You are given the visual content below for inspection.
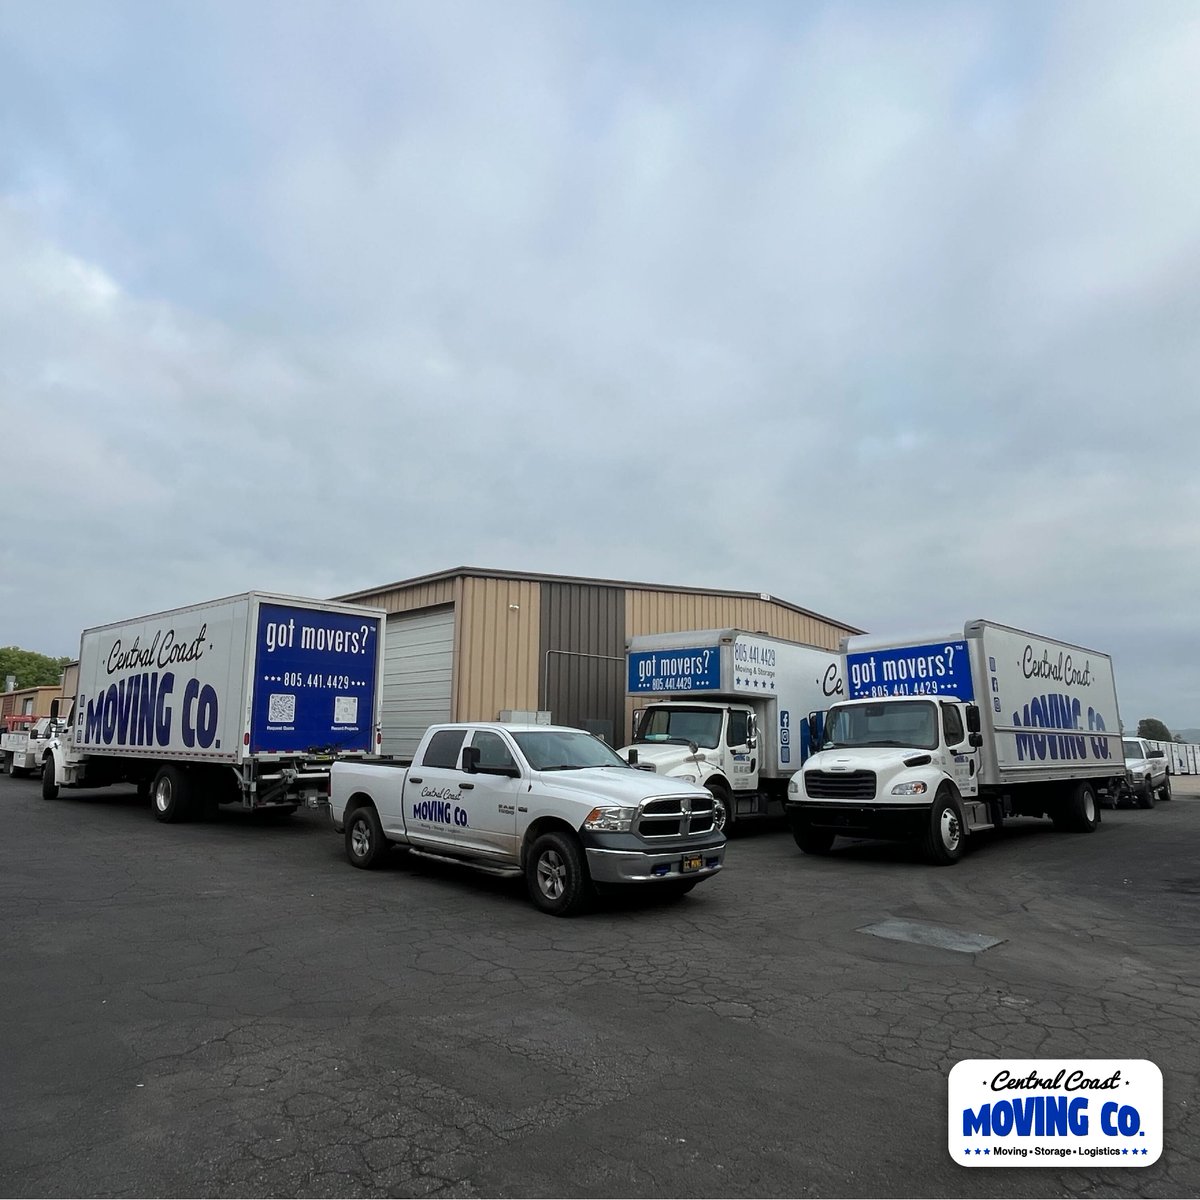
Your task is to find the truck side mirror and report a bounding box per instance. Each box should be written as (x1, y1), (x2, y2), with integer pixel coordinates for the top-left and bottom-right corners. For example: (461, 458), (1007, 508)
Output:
(747, 715), (758, 749)
(627, 748), (639, 766)
(1148, 749), (1164, 759)
(461, 745), (480, 774)
(969, 732), (983, 748)
(965, 705), (982, 735)
(807, 711), (820, 744)
(50, 699), (60, 720)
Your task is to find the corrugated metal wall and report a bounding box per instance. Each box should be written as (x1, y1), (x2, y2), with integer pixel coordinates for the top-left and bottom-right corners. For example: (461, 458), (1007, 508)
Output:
(625, 589), (854, 649)
(539, 580), (625, 744)
(339, 569), (857, 751)
(455, 577), (541, 721)
(352, 578), (456, 614)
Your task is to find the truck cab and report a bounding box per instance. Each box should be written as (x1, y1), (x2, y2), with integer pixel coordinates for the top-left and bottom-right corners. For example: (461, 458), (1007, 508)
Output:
(788, 695), (987, 861)
(620, 701), (759, 830)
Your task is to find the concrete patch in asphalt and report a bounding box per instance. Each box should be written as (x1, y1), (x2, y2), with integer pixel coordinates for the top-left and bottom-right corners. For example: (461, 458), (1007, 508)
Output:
(858, 918), (1005, 953)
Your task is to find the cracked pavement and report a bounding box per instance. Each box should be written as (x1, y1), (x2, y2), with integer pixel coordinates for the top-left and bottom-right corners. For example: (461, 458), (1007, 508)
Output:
(1, 772), (1197, 1198)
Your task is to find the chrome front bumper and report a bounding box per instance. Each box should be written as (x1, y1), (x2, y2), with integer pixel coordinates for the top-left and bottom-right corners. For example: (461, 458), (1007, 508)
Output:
(585, 844), (725, 884)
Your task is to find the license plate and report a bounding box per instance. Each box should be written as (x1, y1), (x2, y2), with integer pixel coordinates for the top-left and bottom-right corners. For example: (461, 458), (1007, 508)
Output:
(680, 854), (703, 873)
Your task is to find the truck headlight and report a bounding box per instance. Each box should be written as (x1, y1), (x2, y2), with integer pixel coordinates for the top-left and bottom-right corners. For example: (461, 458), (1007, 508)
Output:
(891, 781), (928, 796)
(788, 778), (799, 795)
(583, 806), (635, 832)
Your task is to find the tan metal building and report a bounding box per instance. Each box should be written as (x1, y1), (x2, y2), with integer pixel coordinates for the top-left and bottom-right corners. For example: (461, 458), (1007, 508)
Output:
(336, 567), (861, 757)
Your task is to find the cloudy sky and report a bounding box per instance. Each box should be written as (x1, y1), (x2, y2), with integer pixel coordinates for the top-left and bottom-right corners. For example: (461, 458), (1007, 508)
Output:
(1, 1), (1197, 729)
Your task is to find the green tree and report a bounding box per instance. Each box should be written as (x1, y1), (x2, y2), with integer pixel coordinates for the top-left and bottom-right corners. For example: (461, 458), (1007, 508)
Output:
(1136, 717), (1172, 743)
(0, 647), (71, 690)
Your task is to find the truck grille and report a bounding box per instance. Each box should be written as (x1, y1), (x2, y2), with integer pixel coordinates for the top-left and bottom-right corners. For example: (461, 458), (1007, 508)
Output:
(634, 795), (716, 837)
(804, 770), (877, 801)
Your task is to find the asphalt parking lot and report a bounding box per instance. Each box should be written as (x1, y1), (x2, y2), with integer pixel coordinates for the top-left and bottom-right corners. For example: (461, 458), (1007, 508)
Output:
(1, 771), (1197, 1199)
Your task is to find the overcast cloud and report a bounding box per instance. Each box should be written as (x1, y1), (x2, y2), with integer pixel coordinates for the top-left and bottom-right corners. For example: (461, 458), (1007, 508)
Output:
(1, 1), (1198, 729)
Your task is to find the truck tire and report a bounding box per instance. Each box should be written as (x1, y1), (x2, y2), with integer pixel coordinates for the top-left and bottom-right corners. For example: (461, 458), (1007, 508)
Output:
(526, 830), (590, 917)
(708, 779), (733, 834)
(792, 824), (835, 855)
(345, 806), (389, 869)
(41, 757), (59, 800)
(922, 789), (964, 865)
(1058, 781), (1101, 832)
(1158, 774), (1172, 802)
(1137, 780), (1155, 809)
(151, 765), (192, 823)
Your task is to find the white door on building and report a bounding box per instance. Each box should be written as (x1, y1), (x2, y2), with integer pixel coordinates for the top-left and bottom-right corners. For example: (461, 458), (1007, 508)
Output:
(382, 607), (455, 758)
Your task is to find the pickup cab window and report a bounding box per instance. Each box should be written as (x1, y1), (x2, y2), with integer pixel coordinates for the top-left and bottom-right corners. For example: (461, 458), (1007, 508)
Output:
(421, 728), (467, 769)
(1122, 739), (1144, 759)
(470, 730), (519, 774)
(511, 730), (629, 771)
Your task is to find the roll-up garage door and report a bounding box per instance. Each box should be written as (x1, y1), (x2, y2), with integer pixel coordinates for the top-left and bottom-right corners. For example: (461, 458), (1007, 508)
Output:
(382, 607), (455, 758)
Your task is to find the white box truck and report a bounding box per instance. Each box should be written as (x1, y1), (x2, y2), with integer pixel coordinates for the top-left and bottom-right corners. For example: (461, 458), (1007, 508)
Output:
(42, 592), (386, 822)
(618, 628), (843, 831)
(785, 620), (1126, 863)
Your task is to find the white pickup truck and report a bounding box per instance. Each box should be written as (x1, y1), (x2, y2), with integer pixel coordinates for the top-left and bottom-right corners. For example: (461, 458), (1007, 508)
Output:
(329, 722), (726, 916)
(1, 716), (68, 777)
(1122, 737), (1171, 807)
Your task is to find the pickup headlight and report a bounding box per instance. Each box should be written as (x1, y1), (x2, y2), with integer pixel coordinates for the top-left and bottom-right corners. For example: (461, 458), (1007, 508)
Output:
(674, 773), (698, 784)
(583, 806), (635, 832)
(891, 781), (928, 796)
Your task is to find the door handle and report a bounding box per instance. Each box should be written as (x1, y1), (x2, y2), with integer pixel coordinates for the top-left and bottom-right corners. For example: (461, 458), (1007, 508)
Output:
(409, 776), (422, 784)
(460, 782), (474, 790)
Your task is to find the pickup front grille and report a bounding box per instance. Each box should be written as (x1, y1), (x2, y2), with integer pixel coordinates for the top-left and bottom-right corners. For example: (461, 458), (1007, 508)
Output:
(634, 795), (716, 837)
(804, 770), (877, 801)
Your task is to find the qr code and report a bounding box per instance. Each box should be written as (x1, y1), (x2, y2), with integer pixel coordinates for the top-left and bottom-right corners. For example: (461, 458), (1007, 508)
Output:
(268, 693), (297, 723)
(334, 696), (359, 724)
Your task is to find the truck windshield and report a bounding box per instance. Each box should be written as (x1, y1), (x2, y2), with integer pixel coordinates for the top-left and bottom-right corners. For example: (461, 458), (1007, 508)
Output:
(1122, 739), (1144, 759)
(634, 707), (722, 749)
(511, 730), (629, 771)
(822, 700), (939, 751)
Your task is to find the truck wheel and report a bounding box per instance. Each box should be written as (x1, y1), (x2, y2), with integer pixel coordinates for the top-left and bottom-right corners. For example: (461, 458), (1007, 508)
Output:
(792, 825), (835, 855)
(1063, 781), (1101, 832)
(41, 758), (59, 800)
(526, 831), (590, 917)
(922, 789), (964, 865)
(708, 779), (733, 834)
(345, 806), (389, 868)
(1158, 775), (1172, 801)
(1137, 781), (1155, 809)
(152, 766), (192, 823)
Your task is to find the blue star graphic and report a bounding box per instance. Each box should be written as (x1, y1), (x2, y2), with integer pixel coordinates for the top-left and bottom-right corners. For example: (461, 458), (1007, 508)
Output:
(983, 1148), (990, 1155)
(1122, 1149), (1128, 1155)
(975, 1148), (982, 1155)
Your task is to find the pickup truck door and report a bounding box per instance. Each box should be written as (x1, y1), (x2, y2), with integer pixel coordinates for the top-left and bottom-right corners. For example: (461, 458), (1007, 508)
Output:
(404, 728), (517, 858)
(460, 729), (522, 858)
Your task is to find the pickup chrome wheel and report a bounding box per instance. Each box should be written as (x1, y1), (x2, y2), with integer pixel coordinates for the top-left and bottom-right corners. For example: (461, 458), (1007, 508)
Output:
(1158, 774), (1172, 801)
(346, 806), (388, 869)
(1137, 780), (1155, 809)
(526, 830), (590, 917)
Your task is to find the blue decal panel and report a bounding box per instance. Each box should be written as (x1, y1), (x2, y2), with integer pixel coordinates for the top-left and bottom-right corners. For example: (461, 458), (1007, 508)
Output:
(628, 646), (721, 693)
(250, 604), (381, 754)
(846, 640), (973, 701)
